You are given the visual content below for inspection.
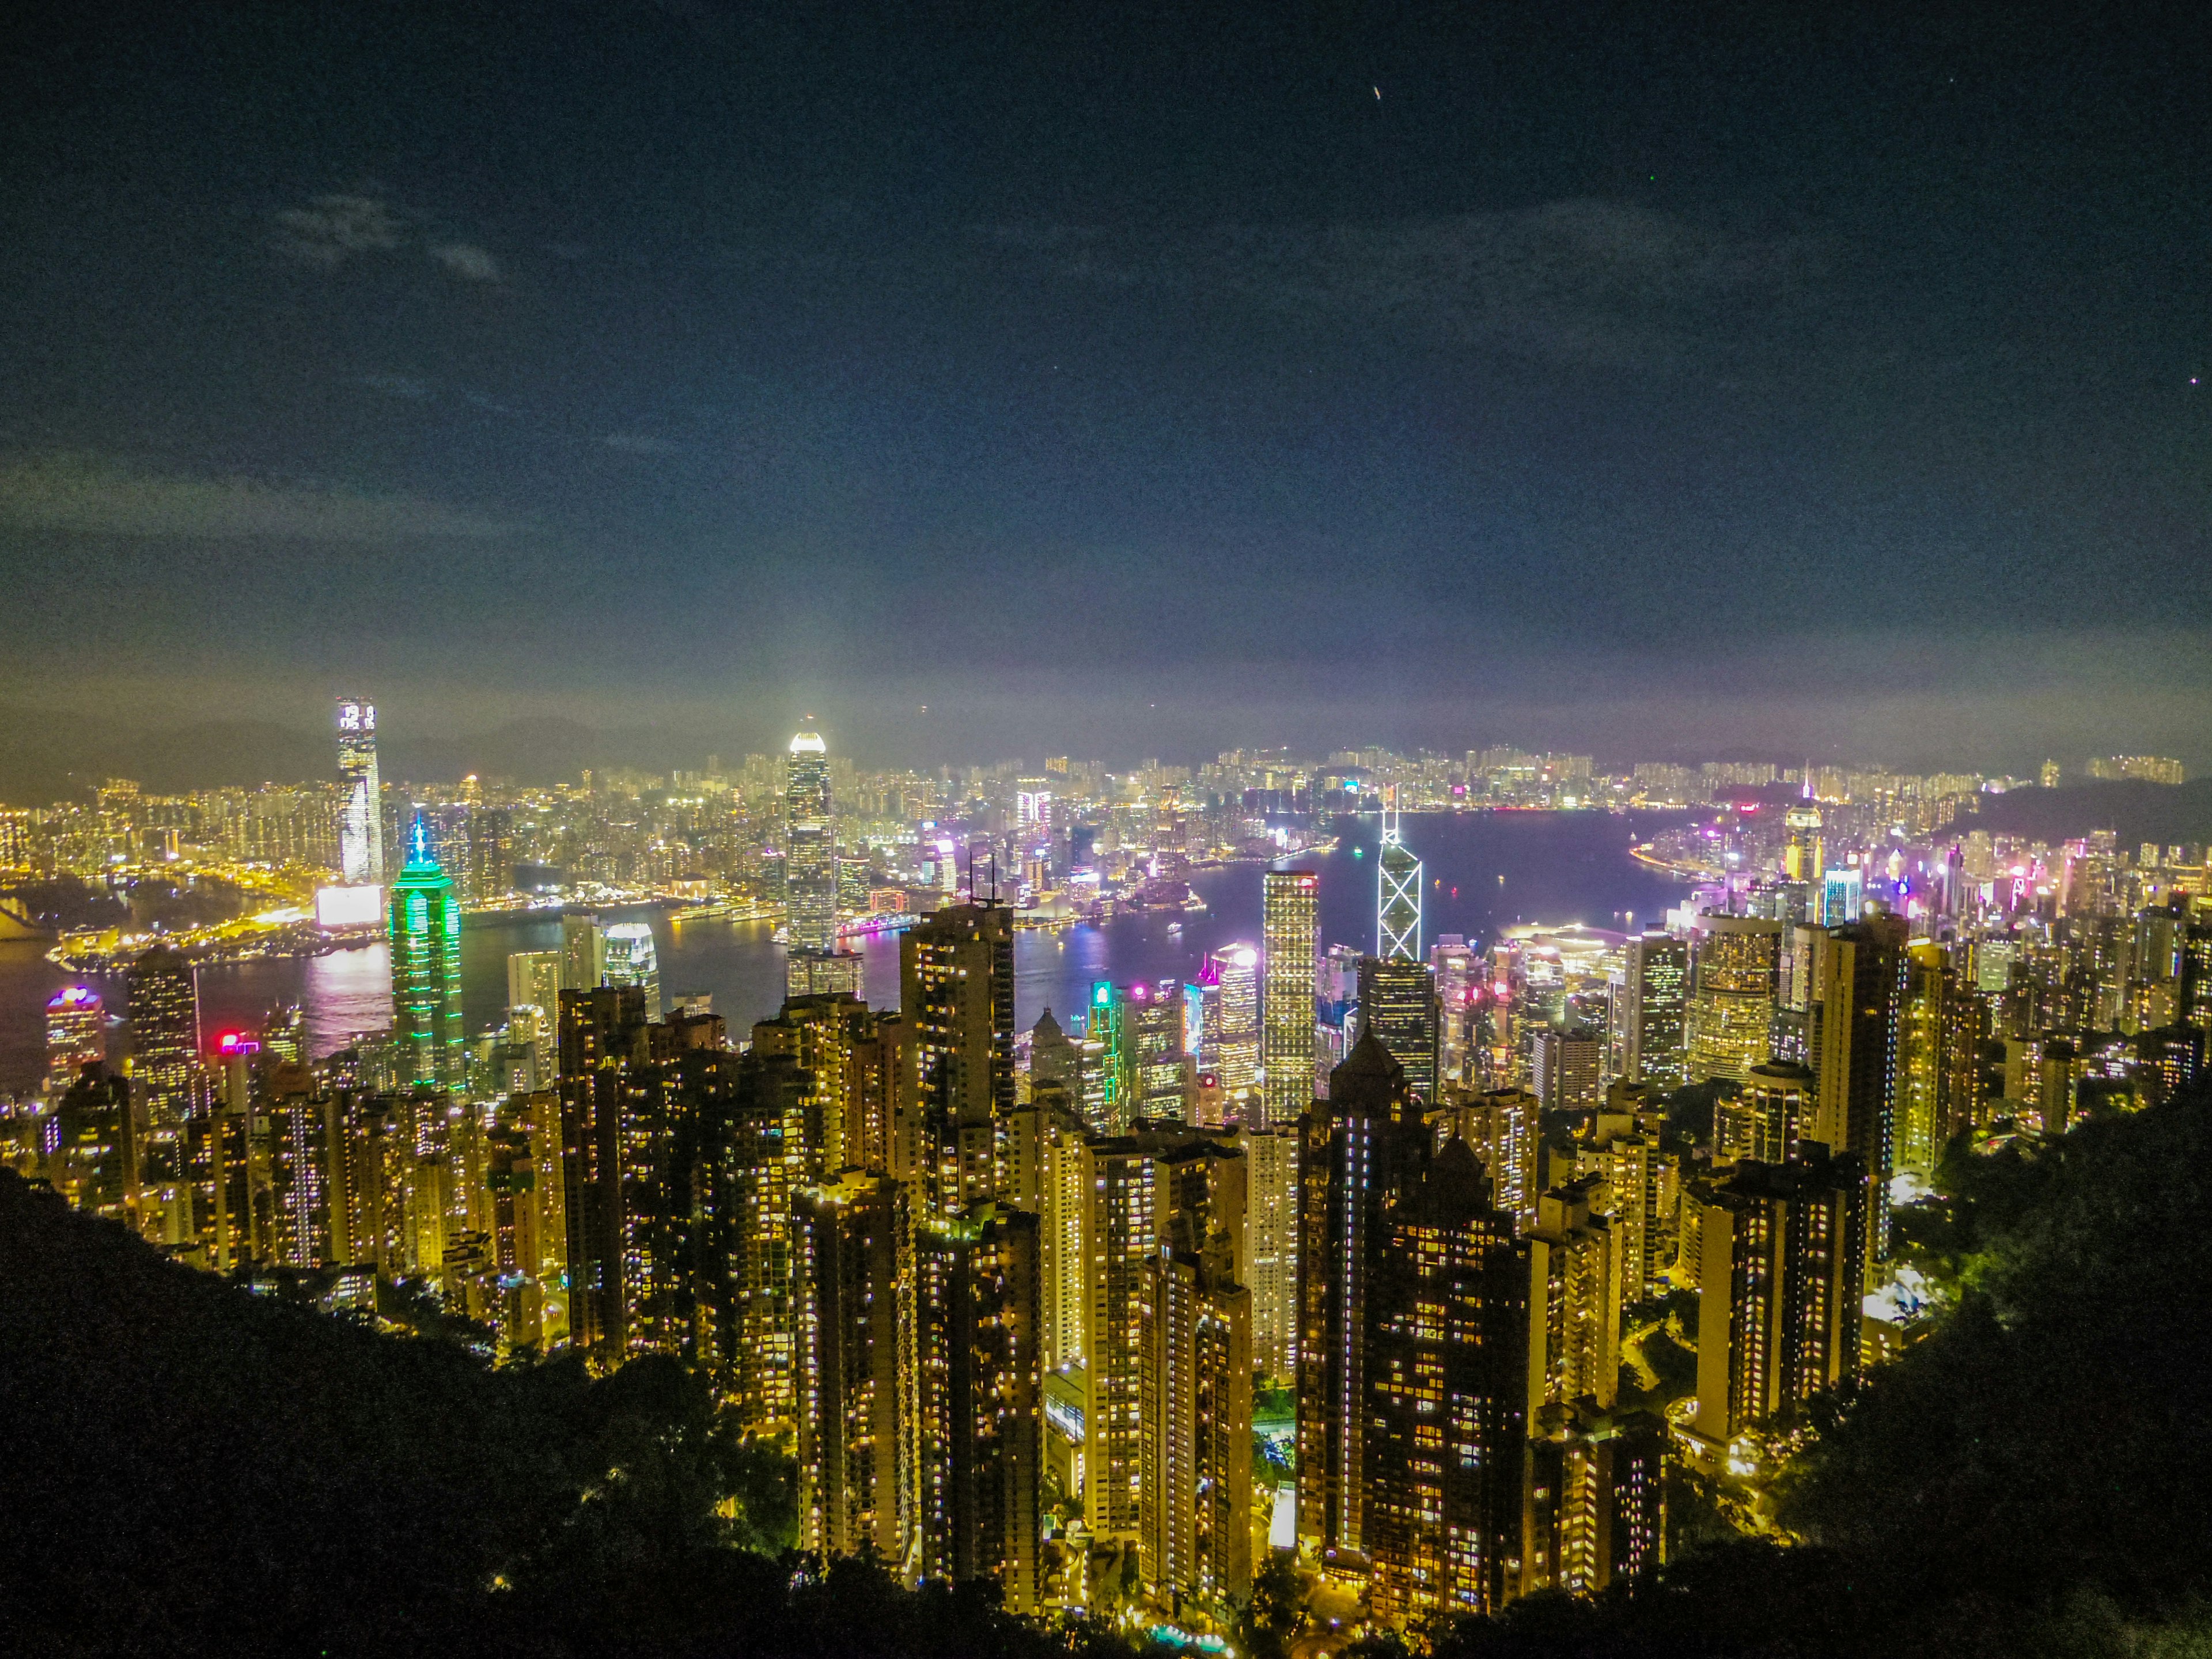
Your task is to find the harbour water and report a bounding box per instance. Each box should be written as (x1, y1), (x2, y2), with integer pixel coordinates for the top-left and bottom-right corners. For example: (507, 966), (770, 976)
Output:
(0, 810), (1689, 1091)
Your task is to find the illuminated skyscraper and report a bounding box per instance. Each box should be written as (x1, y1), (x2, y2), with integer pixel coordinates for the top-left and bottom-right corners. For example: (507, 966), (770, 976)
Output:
(388, 817), (465, 1090)
(335, 695), (384, 885)
(562, 912), (606, 993)
(45, 985), (105, 1094)
(603, 920), (662, 1021)
(125, 943), (200, 1120)
(1141, 1221), (1253, 1611)
(1808, 912), (1908, 1269)
(1207, 944), (1260, 1102)
(1261, 869), (1319, 1127)
(1358, 955), (1438, 1103)
(1687, 916), (1782, 1085)
(1620, 932), (1689, 1090)
(1377, 790), (1421, 961)
(785, 731), (838, 953)
(900, 900), (1015, 1203)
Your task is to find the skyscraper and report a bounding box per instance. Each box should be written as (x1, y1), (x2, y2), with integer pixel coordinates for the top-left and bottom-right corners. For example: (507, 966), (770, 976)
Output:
(900, 899), (1016, 1203)
(1808, 912), (1909, 1270)
(1377, 790), (1421, 961)
(1357, 955), (1438, 1103)
(335, 695), (384, 886)
(1262, 869), (1319, 1127)
(785, 730), (838, 953)
(1207, 944), (1260, 1103)
(388, 817), (465, 1091)
(562, 913), (606, 994)
(1244, 1125), (1300, 1381)
(45, 985), (104, 1094)
(1620, 931), (1689, 1090)
(603, 921), (662, 1021)
(125, 943), (200, 1120)
(1141, 1220), (1253, 1612)
(1687, 916), (1782, 1085)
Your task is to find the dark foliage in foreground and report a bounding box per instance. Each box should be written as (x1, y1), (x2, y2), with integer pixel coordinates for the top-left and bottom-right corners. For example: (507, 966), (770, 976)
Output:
(0, 1171), (1115, 1658)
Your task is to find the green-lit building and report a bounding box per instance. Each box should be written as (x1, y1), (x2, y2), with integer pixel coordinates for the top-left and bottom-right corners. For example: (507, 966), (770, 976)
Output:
(389, 816), (465, 1090)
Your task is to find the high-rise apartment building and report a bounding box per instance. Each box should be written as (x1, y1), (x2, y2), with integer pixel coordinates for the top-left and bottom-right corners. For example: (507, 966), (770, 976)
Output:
(785, 731), (838, 953)
(1363, 1136), (1527, 1624)
(900, 900), (1015, 1206)
(1531, 1026), (1603, 1112)
(389, 819), (465, 1091)
(1244, 1125), (1300, 1381)
(1525, 1174), (1623, 1416)
(1689, 1145), (1868, 1450)
(336, 695), (384, 885)
(1721, 1061), (1812, 1165)
(793, 1171), (902, 1563)
(1141, 1221), (1253, 1612)
(1261, 869), (1319, 1127)
(1687, 916), (1782, 1084)
(1808, 912), (1908, 1268)
(561, 913), (606, 995)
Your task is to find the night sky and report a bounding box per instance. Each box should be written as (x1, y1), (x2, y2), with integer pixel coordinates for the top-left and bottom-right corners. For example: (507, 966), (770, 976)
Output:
(2, 2), (2207, 775)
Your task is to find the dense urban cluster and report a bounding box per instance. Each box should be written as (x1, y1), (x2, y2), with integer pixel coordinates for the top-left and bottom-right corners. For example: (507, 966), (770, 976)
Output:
(2, 699), (2207, 1650)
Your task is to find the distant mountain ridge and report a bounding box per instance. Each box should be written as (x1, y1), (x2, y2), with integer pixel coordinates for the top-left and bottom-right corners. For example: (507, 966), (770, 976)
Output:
(0, 706), (744, 800)
(1936, 778), (2212, 849)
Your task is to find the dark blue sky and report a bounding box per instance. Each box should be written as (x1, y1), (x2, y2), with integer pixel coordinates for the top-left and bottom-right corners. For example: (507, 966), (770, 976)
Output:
(1, 1), (2207, 774)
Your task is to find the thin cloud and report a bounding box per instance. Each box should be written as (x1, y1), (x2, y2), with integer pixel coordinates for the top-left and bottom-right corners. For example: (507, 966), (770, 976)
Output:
(988, 198), (1822, 370)
(272, 194), (406, 267)
(428, 241), (502, 282)
(0, 453), (513, 542)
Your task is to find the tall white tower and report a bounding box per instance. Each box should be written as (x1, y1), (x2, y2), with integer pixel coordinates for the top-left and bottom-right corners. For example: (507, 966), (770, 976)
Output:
(1377, 785), (1421, 961)
(336, 696), (384, 885)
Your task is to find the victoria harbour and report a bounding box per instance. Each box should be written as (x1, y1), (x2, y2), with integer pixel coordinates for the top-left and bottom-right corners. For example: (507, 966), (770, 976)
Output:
(0, 810), (1687, 1090)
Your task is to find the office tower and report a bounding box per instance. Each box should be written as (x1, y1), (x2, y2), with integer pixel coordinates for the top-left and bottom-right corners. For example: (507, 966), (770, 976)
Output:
(1687, 916), (1782, 1084)
(1620, 932), (1689, 1090)
(1141, 1219), (1253, 1612)
(1431, 936), (1479, 1085)
(389, 819), (465, 1091)
(1438, 1086), (1539, 1233)
(1358, 955), (1438, 1103)
(1115, 980), (1187, 1123)
(1522, 1407), (1666, 1597)
(1080, 1132), (1162, 1541)
(1365, 1137), (1527, 1625)
(1207, 944), (1261, 1102)
(1031, 1006), (1081, 1101)
(900, 1202), (1044, 1613)
(1721, 1062), (1812, 1165)
(793, 1171), (902, 1562)
(126, 943), (201, 1120)
(900, 900), (1015, 1205)
(1808, 913), (1908, 1267)
(1262, 869), (1320, 1127)
(1783, 806), (1824, 884)
(1245, 1126), (1300, 1380)
(509, 949), (561, 1020)
(1689, 1145), (1868, 1450)
(45, 986), (104, 1094)
(603, 920), (662, 1021)
(1297, 1032), (1433, 1565)
(561, 913), (607, 994)
(1377, 793), (1421, 961)
(785, 730), (838, 953)
(1531, 1027), (1602, 1112)
(1897, 941), (1946, 1173)
(1525, 1174), (1623, 1415)
(336, 695), (384, 885)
